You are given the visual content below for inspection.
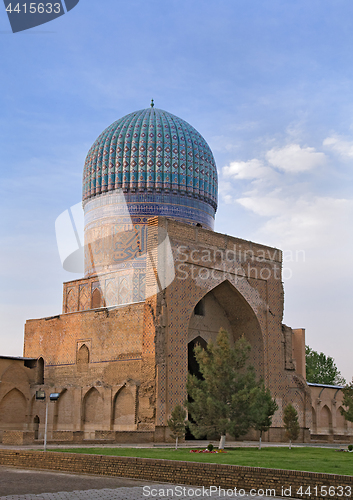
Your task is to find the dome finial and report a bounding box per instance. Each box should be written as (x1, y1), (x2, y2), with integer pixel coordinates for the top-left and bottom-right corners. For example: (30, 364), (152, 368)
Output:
(150, 99), (154, 108)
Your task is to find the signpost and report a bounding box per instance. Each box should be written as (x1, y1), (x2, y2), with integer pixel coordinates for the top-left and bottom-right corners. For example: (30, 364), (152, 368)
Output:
(35, 391), (60, 451)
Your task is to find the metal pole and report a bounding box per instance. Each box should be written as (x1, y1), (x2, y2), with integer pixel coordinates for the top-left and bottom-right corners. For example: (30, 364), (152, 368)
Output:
(44, 400), (49, 452)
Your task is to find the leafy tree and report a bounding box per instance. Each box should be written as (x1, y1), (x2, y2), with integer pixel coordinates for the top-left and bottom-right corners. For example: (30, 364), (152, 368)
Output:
(167, 405), (186, 450)
(283, 404), (300, 449)
(340, 382), (353, 424)
(186, 328), (260, 449)
(251, 384), (278, 450)
(305, 346), (346, 385)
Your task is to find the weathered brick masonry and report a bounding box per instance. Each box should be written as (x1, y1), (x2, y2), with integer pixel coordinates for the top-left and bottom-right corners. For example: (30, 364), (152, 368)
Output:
(0, 450), (351, 500)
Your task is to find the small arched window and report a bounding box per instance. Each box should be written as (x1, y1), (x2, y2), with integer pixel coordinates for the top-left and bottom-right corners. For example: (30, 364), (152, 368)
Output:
(37, 357), (44, 385)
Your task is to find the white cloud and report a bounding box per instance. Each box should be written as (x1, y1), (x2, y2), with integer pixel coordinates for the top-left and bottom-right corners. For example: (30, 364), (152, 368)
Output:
(237, 192), (287, 217)
(222, 143), (327, 185)
(209, 135), (239, 153)
(266, 144), (326, 173)
(323, 135), (353, 158)
(222, 158), (273, 180)
(220, 139), (351, 249)
(238, 194), (353, 249)
(218, 180), (234, 204)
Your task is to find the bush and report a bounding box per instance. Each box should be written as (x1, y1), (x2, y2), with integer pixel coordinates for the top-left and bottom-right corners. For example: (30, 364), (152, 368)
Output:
(207, 443), (214, 451)
(348, 444), (353, 452)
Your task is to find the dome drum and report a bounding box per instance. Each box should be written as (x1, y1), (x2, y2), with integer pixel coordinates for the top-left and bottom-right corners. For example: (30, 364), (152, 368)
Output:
(83, 191), (215, 277)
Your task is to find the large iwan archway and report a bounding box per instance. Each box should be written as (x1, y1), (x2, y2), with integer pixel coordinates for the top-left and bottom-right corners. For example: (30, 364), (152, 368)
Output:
(188, 280), (264, 378)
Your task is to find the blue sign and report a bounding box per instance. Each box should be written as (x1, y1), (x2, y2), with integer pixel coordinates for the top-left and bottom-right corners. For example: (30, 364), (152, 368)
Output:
(3, 0), (79, 33)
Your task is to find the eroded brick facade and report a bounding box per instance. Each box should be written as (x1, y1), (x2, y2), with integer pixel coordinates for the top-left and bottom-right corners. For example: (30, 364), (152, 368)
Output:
(6, 217), (310, 442)
(0, 217), (351, 444)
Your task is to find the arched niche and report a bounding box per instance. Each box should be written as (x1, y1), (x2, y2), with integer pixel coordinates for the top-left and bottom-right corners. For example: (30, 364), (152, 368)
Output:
(188, 280), (264, 378)
(79, 285), (90, 311)
(0, 388), (27, 426)
(91, 287), (103, 309)
(55, 389), (74, 430)
(82, 388), (104, 435)
(320, 405), (332, 433)
(112, 386), (135, 430)
(37, 357), (44, 385)
(66, 289), (76, 313)
(77, 344), (90, 364)
(336, 407), (347, 432)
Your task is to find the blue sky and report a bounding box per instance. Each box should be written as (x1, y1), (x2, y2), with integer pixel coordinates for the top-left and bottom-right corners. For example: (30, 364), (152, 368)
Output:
(0, 0), (352, 381)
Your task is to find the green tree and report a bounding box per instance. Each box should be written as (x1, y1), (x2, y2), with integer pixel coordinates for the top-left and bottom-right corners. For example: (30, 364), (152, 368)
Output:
(251, 384), (278, 450)
(340, 382), (353, 424)
(305, 346), (346, 385)
(283, 404), (300, 449)
(167, 405), (186, 450)
(186, 328), (259, 449)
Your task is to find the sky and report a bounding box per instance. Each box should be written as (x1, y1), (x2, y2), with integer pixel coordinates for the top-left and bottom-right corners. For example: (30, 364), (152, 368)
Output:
(0, 0), (352, 382)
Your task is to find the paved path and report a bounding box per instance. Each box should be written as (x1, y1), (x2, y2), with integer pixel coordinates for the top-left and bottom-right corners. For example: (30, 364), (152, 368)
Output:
(0, 467), (285, 500)
(0, 467), (159, 498)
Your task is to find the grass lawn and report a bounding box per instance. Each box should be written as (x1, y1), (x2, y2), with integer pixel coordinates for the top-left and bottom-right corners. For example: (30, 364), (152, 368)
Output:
(51, 446), (353, 476)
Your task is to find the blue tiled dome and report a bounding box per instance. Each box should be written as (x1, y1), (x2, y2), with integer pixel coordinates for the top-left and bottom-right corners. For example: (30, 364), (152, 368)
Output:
(83, 107), (218, 211)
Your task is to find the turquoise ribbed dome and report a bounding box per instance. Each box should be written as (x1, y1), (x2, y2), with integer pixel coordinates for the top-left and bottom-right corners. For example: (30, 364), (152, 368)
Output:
(82, 107), (218, 211)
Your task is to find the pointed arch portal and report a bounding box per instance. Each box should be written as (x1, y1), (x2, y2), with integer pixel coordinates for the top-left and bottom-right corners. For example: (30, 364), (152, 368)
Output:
(188, 280), (264, 378)
(186, 280), (264, 440)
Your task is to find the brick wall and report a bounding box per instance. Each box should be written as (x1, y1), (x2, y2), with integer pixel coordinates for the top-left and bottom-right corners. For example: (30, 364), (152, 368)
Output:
(24, 303), (145, 366)
(0, 450), (351, 500)
(310, 385), (353, 440)
(2, 431), (35, 445)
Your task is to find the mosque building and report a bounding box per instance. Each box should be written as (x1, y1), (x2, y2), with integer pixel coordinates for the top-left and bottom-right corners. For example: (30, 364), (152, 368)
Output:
(0, 103), (351, 444)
